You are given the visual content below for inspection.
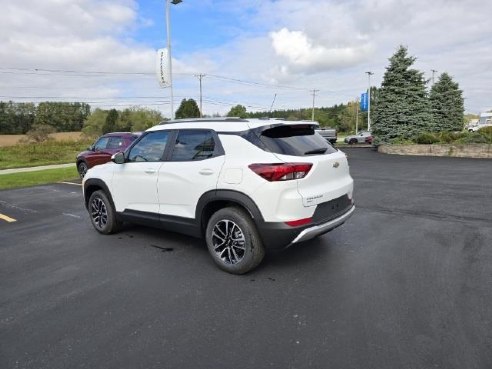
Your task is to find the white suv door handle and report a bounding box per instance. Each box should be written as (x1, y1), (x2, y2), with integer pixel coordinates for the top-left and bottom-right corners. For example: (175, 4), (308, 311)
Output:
(199, 169), (214, 176)
(145, 169), (157, 174)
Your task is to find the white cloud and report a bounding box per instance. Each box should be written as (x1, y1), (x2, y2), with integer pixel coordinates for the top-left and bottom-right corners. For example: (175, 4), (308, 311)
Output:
(270, 28), (373, 71)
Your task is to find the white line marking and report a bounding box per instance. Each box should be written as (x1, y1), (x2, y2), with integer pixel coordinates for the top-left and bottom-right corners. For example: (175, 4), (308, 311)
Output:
(0, 213), (17, 223)
(63, 213), (82, 219)
(59, 182), (82, 186)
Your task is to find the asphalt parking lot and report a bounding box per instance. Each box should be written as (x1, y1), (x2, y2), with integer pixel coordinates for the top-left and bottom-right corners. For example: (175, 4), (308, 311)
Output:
(1, 148), (491, 369)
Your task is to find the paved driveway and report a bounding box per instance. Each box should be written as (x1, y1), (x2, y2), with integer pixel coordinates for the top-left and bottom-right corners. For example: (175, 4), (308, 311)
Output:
(1, 148), (491, 369)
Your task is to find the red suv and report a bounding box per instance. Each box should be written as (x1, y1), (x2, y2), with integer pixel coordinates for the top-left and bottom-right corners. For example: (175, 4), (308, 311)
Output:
(76, 132), (141, 178)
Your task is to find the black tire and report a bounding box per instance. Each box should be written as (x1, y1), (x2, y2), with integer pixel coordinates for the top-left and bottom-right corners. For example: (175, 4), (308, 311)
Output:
(88, 190), (120, 235)
(205, 207), (265, 274)
(78, 161), (88, 179)
(349, 138), (358, 145)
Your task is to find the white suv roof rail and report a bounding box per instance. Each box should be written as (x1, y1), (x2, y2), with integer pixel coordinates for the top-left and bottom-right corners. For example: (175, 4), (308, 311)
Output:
(159, 117), (248, 125)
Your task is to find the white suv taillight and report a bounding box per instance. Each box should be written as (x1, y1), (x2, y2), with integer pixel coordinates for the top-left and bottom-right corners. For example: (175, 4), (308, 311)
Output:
(248, 163), (313, 182)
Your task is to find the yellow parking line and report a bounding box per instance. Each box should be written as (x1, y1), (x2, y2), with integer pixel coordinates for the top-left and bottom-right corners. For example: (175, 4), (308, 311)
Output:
(0, 213), (17, 223)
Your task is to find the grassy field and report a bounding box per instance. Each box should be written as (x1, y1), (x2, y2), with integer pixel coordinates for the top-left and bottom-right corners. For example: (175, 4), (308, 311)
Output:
(0, 167), (79, 190)
(0, 137), (92, 170)
(0, 132), (85, 147)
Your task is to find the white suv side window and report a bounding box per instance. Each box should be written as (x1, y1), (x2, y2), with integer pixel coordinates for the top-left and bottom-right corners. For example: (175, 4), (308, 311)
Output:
(128, 131), (169, 162)
(170, 130), (216, 161)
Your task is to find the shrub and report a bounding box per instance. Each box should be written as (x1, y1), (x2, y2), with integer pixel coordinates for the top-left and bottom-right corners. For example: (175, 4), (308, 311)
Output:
(437, 131), (464, 143)
(455, 132), (489, 144)
(22, 124), (56, 143)
(390, 137), (414, 145)
(414, 132), (440, 144)
(477, 126), (492, 143)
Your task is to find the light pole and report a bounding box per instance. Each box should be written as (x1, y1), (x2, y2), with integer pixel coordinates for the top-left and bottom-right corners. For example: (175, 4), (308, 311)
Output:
(366, 71), (373, 131)
(166, 0), (182, 119)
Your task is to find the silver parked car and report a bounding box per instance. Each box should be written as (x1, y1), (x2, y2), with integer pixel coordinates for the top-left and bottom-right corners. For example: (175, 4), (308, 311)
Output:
(344, 131), (373, 144)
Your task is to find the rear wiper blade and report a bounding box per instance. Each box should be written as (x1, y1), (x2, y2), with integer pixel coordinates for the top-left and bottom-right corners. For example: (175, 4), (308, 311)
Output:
(304, 148), (327, 155)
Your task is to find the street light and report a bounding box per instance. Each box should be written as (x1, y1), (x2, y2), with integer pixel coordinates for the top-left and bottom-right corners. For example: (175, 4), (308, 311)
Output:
(366, 71), (373, 131)
(166, 0), (182, 119)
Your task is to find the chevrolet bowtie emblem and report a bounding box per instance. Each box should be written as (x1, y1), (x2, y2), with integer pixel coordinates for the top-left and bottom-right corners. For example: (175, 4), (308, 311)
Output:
(333, 162), (340, 168)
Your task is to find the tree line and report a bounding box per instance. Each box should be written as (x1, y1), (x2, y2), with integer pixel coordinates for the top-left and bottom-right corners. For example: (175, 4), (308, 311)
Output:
(0, 102), (164, 137)
(223, 102), (366, 132)
(0, 101), (90, 134)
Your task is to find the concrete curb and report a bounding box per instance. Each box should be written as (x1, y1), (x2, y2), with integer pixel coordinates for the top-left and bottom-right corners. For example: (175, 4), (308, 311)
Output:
(378, 144), (492, 159)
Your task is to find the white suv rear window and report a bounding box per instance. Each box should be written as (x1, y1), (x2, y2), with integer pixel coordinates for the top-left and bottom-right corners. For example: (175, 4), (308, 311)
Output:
(260, 125), (337, 156)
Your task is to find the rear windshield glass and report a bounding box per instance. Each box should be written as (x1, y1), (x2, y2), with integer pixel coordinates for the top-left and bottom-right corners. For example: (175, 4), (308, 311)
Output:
(259, 125), (337, 156)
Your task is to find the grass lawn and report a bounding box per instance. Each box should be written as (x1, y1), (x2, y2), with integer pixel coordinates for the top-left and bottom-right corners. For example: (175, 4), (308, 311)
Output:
(0, 139), (92, 170)
(0, 167), (80, 190)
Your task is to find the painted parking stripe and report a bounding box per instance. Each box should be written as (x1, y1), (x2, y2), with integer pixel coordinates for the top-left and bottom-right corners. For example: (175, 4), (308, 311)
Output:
(59, 181), (82, 186)
(0, 213), (16, 223)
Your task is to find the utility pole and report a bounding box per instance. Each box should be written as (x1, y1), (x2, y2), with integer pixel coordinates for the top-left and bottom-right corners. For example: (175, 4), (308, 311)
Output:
(366, 71), (373, 131)
(195, 73), (205, 117)
(311, 89), (319, 121)
(431, 69), (438, 85)
(269, 93), (277, 114)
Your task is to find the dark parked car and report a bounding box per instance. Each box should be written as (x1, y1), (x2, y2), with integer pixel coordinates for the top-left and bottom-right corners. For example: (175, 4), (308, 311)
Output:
(76, 132), (141, 178)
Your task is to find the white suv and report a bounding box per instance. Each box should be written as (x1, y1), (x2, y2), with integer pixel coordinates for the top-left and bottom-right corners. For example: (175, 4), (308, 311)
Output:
(83, 118), (355, 274)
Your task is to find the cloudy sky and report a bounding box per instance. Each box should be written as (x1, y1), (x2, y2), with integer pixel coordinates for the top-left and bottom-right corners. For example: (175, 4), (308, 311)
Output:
(0, 0), (491, 118)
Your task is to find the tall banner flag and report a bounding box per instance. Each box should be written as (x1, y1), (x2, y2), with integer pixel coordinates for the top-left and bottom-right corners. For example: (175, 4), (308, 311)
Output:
(360, 92), (368, 112)
(156, 48), (171, 88)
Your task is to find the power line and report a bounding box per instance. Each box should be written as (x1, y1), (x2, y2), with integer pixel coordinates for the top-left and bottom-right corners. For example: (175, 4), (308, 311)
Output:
(0, 67), (154, 75)
(0, 67), (318, 92)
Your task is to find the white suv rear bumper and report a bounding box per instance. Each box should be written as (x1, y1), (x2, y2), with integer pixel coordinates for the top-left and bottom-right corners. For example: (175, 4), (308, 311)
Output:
(290, 205), (355, 244)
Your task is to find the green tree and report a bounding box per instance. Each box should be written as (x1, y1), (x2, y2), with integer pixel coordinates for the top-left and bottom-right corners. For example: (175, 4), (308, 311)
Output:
(119, 107), (163, 131)
(175, 99), (200, 119)
(82, 108), (108, 137)
(372, 46), (432, 143)
(0, 101), (36, 134)
(34, 102), (90, 132)
(102, 109), (119, 134)
(227, 104), (247, 118)
(429, 72), (464, 132)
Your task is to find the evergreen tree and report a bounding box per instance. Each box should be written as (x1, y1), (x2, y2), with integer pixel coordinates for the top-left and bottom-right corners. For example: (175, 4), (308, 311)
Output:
(429, 72), (464, 132)
(102, 109), (119, 134)
(372, 46), (433, 143)
(175, 99), (200, 119)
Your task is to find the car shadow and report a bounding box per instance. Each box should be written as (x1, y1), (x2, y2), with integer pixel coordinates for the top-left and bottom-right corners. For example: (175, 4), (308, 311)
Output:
(262, 236), (333, 269)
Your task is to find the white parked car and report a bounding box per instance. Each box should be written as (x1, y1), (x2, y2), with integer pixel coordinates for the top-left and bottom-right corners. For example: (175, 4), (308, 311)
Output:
(469, 112), (492, 132)
(344, 131), (373, 144)
(83, 118), (355, 274)
(469, 120), (492, 132)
